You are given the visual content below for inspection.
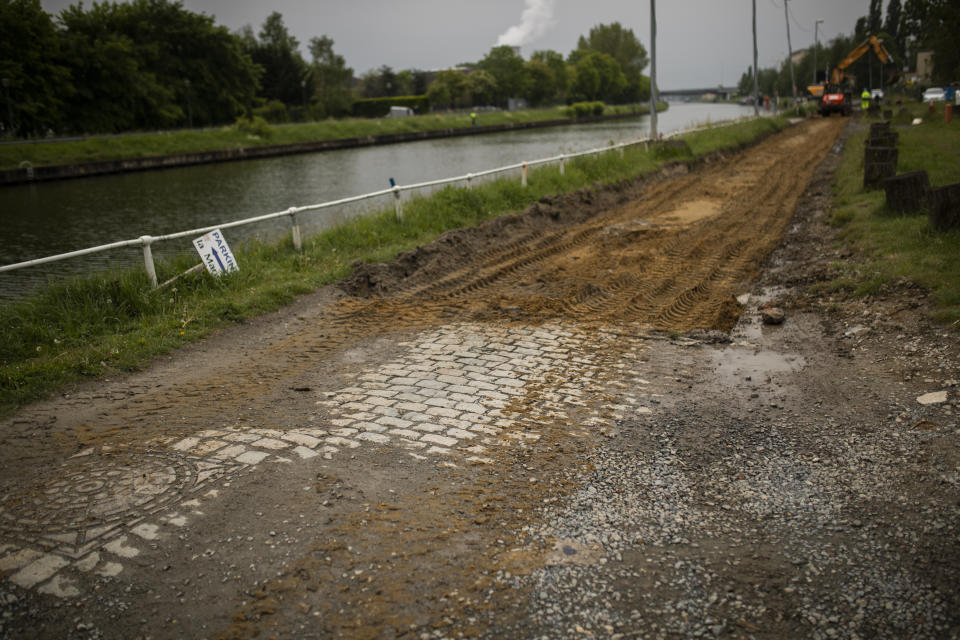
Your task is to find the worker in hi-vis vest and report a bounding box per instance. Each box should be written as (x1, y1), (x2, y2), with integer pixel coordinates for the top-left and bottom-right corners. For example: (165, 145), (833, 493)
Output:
(861, 88), (871, 111)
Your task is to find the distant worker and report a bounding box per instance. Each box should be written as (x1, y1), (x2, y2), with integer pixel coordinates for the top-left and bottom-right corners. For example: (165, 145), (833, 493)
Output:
(861, 88), (871, 111)
(471, 112), (477, 126)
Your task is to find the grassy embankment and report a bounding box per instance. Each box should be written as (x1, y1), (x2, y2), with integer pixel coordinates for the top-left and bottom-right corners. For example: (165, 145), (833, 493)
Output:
(0, 114), (786, 415)
(0, 104), (652, 170)
(825, 100), (960, 323)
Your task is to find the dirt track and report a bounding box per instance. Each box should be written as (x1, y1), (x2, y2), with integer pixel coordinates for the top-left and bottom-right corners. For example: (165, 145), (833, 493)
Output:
(337, 118), (843, 333)
(2, 116), (959, 639)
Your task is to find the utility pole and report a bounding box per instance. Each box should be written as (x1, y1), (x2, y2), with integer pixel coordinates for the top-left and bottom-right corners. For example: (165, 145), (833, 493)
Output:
(752, 0), (759, 117)
(784, 0), (796, 104)
(649, 0), (658, 138)
(813, 19), (823, 85)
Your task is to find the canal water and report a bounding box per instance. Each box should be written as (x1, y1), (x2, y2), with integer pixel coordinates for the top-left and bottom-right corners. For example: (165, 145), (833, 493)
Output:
(0, 102), (757, 300)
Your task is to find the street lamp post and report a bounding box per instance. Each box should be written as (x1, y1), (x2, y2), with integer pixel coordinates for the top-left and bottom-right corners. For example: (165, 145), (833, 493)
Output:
(814, 20), (823, 85)
(649, 0), (658, 139)
(752, 0), (759, 117)
(784, 0), (796, 104)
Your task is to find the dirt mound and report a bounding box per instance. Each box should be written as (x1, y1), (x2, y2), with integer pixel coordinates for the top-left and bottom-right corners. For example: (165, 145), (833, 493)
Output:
(337, 172), (685, 299)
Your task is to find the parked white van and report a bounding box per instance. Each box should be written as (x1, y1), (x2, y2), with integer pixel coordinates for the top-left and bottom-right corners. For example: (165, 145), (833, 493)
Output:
(386, 106), (414, 118)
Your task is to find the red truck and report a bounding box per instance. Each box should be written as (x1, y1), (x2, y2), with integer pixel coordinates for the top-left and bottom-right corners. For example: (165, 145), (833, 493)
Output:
(819, 84), (852, 117)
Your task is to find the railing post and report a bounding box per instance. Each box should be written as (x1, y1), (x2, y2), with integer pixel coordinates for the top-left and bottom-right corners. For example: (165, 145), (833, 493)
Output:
(466, 173), (473, 189)
(619, 145), (625, 158)
(392, 185), (403, 221)
(559, 155), (565, 176)
(288, 207), (302, 251)
(140, 235), (158, 288)
(521, 162), (528, 187)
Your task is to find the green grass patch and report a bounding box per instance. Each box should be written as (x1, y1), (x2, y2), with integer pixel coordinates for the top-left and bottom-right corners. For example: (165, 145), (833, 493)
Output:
(827, 100), (960, 324)
(0, 114), (791, 415)
(0, 104), (652, 171)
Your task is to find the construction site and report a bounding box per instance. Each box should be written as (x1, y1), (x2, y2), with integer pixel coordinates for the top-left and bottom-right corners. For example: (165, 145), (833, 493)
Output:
(0, 115), (958, 639)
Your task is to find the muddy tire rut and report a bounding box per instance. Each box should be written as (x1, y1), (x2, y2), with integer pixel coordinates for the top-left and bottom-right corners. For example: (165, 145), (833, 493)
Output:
(333, 118), (844, 335)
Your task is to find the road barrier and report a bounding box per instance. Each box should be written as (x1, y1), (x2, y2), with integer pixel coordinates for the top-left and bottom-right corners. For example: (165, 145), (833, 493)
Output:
(0, 118), (755, 289)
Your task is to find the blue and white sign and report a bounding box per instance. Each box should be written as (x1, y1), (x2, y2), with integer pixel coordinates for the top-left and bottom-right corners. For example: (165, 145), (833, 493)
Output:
(193, 229), (239, 276)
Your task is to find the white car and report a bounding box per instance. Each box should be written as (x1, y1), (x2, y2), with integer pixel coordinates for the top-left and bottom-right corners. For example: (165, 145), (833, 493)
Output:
(922, 87), (946, 102)
(870, 88), (884, 100)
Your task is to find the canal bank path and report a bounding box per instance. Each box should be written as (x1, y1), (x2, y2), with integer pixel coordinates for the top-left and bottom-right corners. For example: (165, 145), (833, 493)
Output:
(1, 117), (958, 639)
(0, 102), (757, 300)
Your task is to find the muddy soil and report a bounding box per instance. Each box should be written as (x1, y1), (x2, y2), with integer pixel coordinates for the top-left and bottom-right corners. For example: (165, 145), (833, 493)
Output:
(0, 117), (957, 640)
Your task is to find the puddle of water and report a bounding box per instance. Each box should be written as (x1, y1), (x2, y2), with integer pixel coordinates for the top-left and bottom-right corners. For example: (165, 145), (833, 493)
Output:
(732, 287), (793, 340)
(710, 346), (806, 385)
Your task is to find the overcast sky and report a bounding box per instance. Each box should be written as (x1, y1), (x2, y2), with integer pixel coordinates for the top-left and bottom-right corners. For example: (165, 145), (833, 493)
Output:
(39, 0), (876, 89)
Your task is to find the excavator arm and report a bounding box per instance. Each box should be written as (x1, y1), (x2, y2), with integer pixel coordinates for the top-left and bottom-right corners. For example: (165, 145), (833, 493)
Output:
(830, 35), (894, 85)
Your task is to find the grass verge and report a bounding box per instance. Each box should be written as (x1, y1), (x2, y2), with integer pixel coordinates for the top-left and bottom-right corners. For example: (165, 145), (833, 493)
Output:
(0, 104), (654, 171)
(0, 114), (787, 415)
(824, 100), (960, 324)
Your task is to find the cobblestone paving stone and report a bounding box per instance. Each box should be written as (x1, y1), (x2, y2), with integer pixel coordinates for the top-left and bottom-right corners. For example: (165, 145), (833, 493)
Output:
(0, 321), (654, 600)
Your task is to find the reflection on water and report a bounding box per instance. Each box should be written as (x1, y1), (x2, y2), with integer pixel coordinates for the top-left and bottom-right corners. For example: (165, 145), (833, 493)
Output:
(0, 103), (757, 299)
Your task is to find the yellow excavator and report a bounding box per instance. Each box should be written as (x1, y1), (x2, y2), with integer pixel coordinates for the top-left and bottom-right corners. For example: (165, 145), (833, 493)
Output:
(819, 35), (895, 117)
(831, 35), (895, 85)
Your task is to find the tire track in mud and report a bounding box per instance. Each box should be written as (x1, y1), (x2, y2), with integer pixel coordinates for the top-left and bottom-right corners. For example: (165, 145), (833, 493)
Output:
(325, 117), (845, 336)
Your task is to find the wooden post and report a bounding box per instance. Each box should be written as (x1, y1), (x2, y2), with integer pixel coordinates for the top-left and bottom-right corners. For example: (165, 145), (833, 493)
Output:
(882, 170), (929, 213)
(863, 146), (898, 190)
(289, 208), (302, 251)
(140, 236), (158, 288)
(928, 183), (960, 231)
(392, 185), (403, 221)
(868, 121), (891, 139)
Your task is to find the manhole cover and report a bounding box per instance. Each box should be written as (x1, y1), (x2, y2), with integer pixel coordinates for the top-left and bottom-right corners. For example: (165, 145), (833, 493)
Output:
(0, 451), (196, 539)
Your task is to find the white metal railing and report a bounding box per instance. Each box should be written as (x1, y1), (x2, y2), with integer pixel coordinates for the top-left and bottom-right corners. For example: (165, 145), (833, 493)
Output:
(0, 117), (755, 288)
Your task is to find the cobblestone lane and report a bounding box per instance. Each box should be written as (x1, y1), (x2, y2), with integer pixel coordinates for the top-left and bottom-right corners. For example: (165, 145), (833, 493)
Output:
(0, 321), (658, 601)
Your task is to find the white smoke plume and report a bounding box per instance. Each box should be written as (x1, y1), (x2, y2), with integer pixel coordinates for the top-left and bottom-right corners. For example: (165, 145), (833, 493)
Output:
(496, 0), (556, 47)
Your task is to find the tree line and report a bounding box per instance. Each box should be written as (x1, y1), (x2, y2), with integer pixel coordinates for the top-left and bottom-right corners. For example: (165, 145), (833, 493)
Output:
(0, 0), (651, 138)
(738, 0), (958, 100)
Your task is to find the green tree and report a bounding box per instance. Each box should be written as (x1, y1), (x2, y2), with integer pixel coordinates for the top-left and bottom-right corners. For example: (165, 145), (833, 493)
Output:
(425, 80), (451, 111)
(523, 59), (555, 106)
(357, 65), (400, 98)
(478, 46), (528, 106)
(568, 50), (626, 102)
(575, 22), (649, 102)
(884, 0), (904, 54)
(869, 0), (883, 33)
(427, 69), (469, 109)
(395, 70), (415, 96)
(58, 3), (176, 132)
(529, 49), (568, 103)
(903, 0), (960, 83)
(0, 0), (72, 136)
(308, 35), (353, 118)
(64, 0), (260, 129)
(466, 70), (498, 106)
(247, 11), (307, 106)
